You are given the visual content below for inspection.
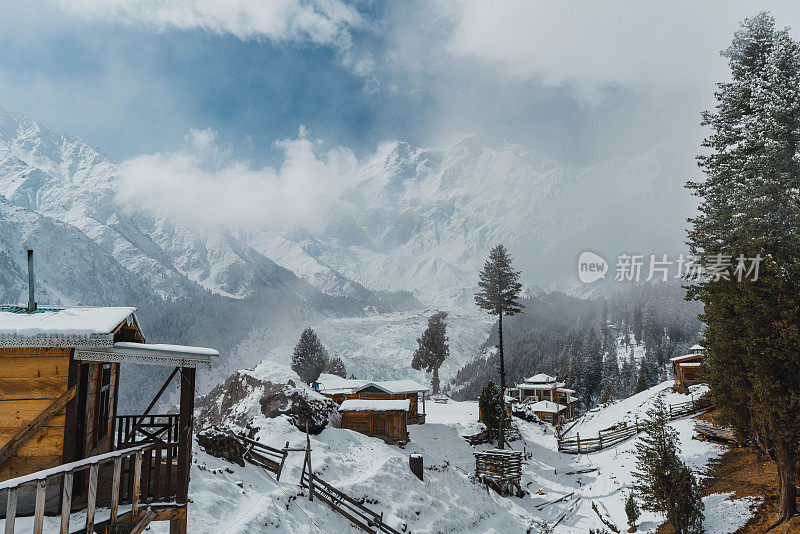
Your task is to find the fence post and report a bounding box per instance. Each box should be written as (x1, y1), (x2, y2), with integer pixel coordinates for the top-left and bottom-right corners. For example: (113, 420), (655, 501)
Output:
(635, 415), (639, 433)
(598, 432), (603, 450)
(691, 394), (695, 411)
(577, 433), (581, 454)
(306, 421), (314, 502)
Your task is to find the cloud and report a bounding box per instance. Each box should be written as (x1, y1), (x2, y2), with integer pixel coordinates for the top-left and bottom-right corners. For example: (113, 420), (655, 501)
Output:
(55, 0), (364, 47)
(413, 0), (800, 102)
(116, 127), (359, 231)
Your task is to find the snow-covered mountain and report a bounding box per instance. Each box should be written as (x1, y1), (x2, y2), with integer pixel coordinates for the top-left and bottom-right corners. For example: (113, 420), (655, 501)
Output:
(0, 107), (694, 307)
(0, 107), (399, 306)
(249, 137), (697, 303)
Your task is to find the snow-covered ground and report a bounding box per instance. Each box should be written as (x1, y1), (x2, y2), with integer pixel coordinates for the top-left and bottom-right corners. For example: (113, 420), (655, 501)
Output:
(132, 378), (744, 533)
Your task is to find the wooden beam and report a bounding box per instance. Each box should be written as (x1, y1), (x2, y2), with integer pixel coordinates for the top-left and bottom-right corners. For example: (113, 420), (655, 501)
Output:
(175, 367), (195, 504)
(129, 508), (158, 534)
(0, 386), (76, 467)
(85, 463), (99, 533)
(122, 367), (179, 445)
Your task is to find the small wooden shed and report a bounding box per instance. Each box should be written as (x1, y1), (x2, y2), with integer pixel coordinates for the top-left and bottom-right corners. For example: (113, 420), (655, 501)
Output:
(317, 378), (429, 424)
(338, 399), (410, 443)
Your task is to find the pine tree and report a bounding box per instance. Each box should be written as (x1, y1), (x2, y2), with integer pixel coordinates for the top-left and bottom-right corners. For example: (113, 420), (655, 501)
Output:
(686, 12), (800, 524)
(291, 328), (329, 384)
(411, 311), (449, 394)
(666, 463), (705, 534)
(633, 399), (680, 515)
(625, 493), (640, 532)
(326, 356), (347, 378)
(475, 244), (524, 448)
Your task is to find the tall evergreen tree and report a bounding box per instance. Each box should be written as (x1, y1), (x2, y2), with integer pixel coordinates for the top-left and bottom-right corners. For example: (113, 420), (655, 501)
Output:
(411, 311), (450, 394)
(475, 244), (524, 448)
(666, 463), (705, 534)
(291, 328), (329, 384)
(687, 12), (800, 524)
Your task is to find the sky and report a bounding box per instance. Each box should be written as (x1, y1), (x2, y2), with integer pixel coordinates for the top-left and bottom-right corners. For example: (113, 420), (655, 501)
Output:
(1, 1), (800, 173)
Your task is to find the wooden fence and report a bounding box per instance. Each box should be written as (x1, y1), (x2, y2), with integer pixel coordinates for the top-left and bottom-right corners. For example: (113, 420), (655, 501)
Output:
(228, 431), (290, 481)
(557, 396), (711, 454)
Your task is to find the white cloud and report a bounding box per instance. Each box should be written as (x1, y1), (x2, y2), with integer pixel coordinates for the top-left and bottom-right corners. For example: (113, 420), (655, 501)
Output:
(56, 0), (364, 47)
(439, 0), (800, 101)
(116, 127), (359, 231)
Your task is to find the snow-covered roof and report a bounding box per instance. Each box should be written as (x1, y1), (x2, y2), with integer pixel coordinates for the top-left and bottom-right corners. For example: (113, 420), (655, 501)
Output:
(669, 353), (703, 363)
(339, 399), (411, 412)
(317, 376), (429, 395)
(75, 342), (218, 369)
(523, 373), (557, 384)
(316, 375), (368, 394)
(0, 306), (137, 347)
(689, 344), (704, 351)
(527, 400), (563, 413)
(357, 379), (429, 394)
(678, 362), (701, 368)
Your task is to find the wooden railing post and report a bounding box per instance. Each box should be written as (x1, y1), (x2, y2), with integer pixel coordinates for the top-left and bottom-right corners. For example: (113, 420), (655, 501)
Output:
(111, 456), (122, 524)
(133, 451), (143, 514)
(576, 433), (581, 454)
(33, 480), (46, 534)
(60, 472), (73, 534)
(85, 463), (99, 534)
(176, 367), (196, 505)
(4, 487), (17, 534)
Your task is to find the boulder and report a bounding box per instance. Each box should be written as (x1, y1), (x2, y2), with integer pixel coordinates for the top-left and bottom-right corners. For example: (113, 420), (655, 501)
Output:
(260, 381), (338, 434)
(197, 426), (246, 467)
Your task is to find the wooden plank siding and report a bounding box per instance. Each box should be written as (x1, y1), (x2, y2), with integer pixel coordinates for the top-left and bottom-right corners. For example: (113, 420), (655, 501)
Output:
(340, 411), (408, 443)
(324, 391), (421, 419)
(0, 347), (71, 481)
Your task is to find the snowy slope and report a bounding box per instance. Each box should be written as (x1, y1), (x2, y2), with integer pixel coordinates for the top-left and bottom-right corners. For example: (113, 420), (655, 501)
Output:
(179, 371), (739, 534)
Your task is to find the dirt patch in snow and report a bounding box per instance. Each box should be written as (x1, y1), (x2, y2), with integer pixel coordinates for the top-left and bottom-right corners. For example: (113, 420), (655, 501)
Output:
(698, 410), (800, 533)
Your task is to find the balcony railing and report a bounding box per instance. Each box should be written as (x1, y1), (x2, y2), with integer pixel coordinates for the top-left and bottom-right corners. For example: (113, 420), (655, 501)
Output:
(0, 441), (180, 533)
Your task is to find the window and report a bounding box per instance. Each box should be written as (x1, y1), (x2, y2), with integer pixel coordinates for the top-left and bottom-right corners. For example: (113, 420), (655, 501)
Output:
(96, 364), (112, 442)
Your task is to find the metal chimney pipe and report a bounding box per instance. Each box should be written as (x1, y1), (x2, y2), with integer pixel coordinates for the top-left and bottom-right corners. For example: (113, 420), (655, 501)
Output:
(27, 249), (36, 312)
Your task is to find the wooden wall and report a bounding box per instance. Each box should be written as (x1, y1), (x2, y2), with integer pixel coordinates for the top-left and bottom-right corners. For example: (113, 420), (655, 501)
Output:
(0, 347), (71, 481)
(341, 410), (408, 442)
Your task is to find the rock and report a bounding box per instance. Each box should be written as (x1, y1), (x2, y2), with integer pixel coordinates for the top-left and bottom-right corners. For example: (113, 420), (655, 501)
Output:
(259, 381), (338, 434)
(197, 427), (246, 467)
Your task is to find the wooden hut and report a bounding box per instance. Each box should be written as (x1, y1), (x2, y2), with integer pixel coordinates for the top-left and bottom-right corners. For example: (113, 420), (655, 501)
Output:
(525, 400), (567, 424)
(670, 345), (704, 392)
(317, 377), (429, 424)
(512, 374), (578, 418)
(338, 399), (410, 443)
(0, 255), (217, 534)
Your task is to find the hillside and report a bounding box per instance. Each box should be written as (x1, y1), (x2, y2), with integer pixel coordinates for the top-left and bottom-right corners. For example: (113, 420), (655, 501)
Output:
(160, 369), (753, 534)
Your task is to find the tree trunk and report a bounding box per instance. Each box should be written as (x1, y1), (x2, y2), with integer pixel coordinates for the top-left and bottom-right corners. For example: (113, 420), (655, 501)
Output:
(432, 366), (440, 395)
(773, 448), (798, 525)
(498, 311), (506, 450)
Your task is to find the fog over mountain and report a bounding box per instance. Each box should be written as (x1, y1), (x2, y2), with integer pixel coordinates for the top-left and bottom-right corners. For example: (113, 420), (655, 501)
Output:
(0, 106), (696, 305)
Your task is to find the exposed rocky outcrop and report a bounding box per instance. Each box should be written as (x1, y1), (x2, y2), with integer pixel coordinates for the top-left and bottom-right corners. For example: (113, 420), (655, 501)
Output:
(197, 427), (246, 466)
(195, 367), (338, 435)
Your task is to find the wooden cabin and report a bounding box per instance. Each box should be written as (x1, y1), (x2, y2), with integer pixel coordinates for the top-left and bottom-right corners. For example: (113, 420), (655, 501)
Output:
(338, 399), (409, 443)
(316, 377), (429, 424)
(0, 300), (217, 534)
(670, 345), (704, 392)
(511, 374), (578, 419)
(525, 400), (567, 424)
